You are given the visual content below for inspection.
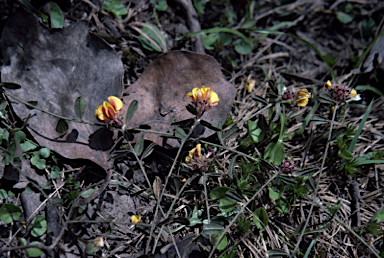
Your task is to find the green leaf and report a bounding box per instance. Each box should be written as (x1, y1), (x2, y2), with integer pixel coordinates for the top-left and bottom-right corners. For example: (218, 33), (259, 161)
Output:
(49, 2), (64, 29)
(30, 215), (47, 237)
(0, 189), (7, 199)
(74, 96), (86, 119)
(50, 166), (60, 179)
(336, 11), (354, 24)
(202, 33), (219, 50)
(268, 249), (288, 258)
(175, 127), (187, 140)
(31, 156), (46, 170)
(125, 100), (138, 124)
(373, 205), (384, 223)
(210, 187), (234, 200)
(228, 154), (239, 179)
(219, 197), (237, 212)
(80, 189), (95, 198)
(20, 140), (37, 152)
(14, 131), (26, 143)
(200, 120), (220, 131)
(0, 82), (22, 90)
(268, 186), (280, 200)
(264, 142), (285, 165)
(0, 129), (10, 144)
(86, 242), (99, 254)
(247, 120), (264, 143)
(39, 148), (51, 158)
(253, 207), (268, 230)
(193, 0), (206, 17)
(295, 167), (318, 178)
(27, 241), (45, 257)
(203, 222), (224, 235)
(134, 133), (144, 156)
(276, 197), (290, 214)
(338, 148), (353, 160)
(141, 143), (156, 159)
(318, 93), (336, 104)
(0, 204), (22, 224)
(138, 23), (166, 52)
(311, 115), (330, 125)
(25, 101), (38, 110)
(212, 232), (227, 250)
(355, 85), (383, 96)
(102, 0), (128, 19)
(151, 0), (167, 11)
(348, 100), (373, 152)
(56, 119), (68, 134)
(186, 104), (198, 116)
(234, 38), (252, 55)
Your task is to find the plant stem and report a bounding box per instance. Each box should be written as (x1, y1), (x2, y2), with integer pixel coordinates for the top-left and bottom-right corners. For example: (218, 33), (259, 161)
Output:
(290, 104), (338, 257)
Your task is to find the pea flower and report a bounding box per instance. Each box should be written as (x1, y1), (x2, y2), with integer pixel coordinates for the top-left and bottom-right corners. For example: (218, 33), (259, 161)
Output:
(282, 87), (311, 107)
(185, 144), (213, 172)
(94, 96), (123, 124)
(187, 86), (219, 118)
(131, 215), (141, 223)
(324, 80), (361, 103)
(245, 77), (256, 93)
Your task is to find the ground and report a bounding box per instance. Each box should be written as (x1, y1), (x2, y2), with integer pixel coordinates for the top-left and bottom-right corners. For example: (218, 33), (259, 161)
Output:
(0, 0), (384, 257)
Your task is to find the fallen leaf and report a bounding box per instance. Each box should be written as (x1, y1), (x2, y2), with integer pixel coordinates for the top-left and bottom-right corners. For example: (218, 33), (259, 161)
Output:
(121, 50), (236, 147)
(0, 12), (124, 169)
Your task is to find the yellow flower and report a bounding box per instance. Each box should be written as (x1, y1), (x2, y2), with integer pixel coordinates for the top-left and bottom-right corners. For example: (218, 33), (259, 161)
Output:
(185, 144), (201, 163)
(295, 89), (311, 107)
(350, 89), (357, 98)
(187, 86), (219, 106)
(131, 215), (141, 223)
(245, 78), (256, 93)
(94, 96), (123, 123)
(296, 97), (309, 107)
(325, 80), (333, 89)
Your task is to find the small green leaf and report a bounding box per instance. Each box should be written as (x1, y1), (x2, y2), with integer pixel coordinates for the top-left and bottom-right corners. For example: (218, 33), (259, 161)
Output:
(338, 148), (353, 160)
(373, 205), (384, 223)
(138, 23), (166, 52)
(193, 0), (206, 17)
(30, 215), (47, 237)
(202, 33), (219, 50)
(125, 100), (138, 124)
(253, 207), (268, 230)
(248, 120), (264, 143)
(268, 249), (289, 258)
(0, 189), (7, 199)
(102, 0), (128, 19)
(141, 143), (156, 159)
(200, 120), (220, 131)
(186, 104), (198, 116)
(80, 189), (95, 198)
(212, 232), (227, 250)
(219, 197), (237, 212)
(318, 93), (336, 104)
(276, 197), (290, 214)
(50, 166), (60, 179)
(14, 131), (26, 143)
(0, 204), (22, 224)
(39, 148), (51, 158)
(228, 154), (239, 179)
(0, 82), (22, 90)
(0, 129), (10, 144)
(336, 11), (354, 24)
(151, 0), (167, 11)
(49, 2), (64, 29)
(31, 156), (46, 170)
(175, 127), (187, 140)
(25, 101), (38, 110)
(210, 187), (234, 200)
(268, 186), (280, 200)
(74, 96), (86, 119)
(234, 38), (252, 55)
(134, 133), (144, 156)
(56, 119), (68, 134)
(311, 115), (330, 125)
(203, 223), (224, 235)
(26, 241), (45, 257)
(20, 140), (37, 152)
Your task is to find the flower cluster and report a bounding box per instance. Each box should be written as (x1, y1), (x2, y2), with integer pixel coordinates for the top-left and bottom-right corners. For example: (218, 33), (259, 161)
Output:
(279, 157), (295, 173)
(185, 144), (213, 172)
(282, 87), (311, 107)
(187, 86), (219, 118)
(324, 80), (361, 103)
(94, 96), (123, 125)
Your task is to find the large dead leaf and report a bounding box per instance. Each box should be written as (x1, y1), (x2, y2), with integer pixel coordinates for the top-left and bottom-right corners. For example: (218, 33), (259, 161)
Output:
(121, 51), (236, 147)
(1, 12), (124, 169)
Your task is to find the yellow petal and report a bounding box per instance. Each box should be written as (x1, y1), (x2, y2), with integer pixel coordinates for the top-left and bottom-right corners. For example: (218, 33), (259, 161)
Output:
(325, 80), (333, 89)
(245, 79), (255, 92)
(189, 87), (200, 99)
(195, 144), (201, 157)
(185, 156), (191, 163)
(350, 89), (357, 98)
(103, 101), (116, 118)
(297, 89), (311, 98)
(131, 215), (141, 223)
(94, 105), (108, 121)
(108, 96), (123, 112)
(209, 91), (220, 104)
(296, 97), (309, 107)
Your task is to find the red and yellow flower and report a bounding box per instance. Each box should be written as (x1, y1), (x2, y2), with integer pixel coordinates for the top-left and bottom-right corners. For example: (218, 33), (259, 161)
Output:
(94, 96), (123, 123)
(187, 86), (219, 118)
